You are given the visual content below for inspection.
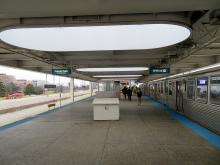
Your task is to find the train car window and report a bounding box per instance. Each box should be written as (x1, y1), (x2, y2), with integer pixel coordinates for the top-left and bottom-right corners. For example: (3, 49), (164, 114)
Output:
(210, 76), (220, 105)
(150, 84), (154, 96)
(169, 81), (172, 96)
(187, 79), (195, 99)
(154, 83), (157, 96)
(183, 80), (186, 92)
(158, 83), (161, 93)
(196, 77), (208, 102)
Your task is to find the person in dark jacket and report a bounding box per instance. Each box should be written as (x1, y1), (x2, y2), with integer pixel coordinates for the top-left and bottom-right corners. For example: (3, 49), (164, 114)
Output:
(122, 86), (128, 100)
(137, 88), (143, 106)
(127, 87), (132, 101)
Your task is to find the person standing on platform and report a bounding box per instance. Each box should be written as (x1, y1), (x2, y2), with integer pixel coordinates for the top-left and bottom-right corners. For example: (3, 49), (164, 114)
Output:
(137, 88), (143, 106)
(127, 87), (132, 101)
(122, 86), (128, 100)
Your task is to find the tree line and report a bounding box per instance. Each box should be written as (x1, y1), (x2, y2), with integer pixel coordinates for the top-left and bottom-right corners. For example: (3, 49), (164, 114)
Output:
(0, 82), (43, 97)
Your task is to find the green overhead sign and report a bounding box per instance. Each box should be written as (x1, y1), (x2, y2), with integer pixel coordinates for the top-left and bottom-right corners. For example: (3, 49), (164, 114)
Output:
(52, 69), (71, 76)
(149, 68), (170, 74)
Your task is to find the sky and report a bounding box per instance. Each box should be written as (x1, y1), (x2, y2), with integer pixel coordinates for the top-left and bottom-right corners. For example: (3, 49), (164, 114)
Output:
(0, 65), (71, 86)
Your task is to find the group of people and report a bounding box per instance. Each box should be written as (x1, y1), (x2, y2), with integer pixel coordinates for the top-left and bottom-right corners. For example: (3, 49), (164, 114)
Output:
(122, 86), (143, 105)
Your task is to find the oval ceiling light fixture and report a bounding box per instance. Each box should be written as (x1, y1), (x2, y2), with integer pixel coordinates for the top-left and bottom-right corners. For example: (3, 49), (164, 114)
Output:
(77, 67), (148, 72)
(93, 75), (142, 78)
(0, 24), (191, 51)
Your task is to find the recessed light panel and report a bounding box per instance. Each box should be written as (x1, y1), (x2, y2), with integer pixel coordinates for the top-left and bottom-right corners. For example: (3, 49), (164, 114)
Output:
(0, 24), (191, 51)
(77, 67), (148, 72)
(93, 75), (142, 78)
(101, 78), (139, 81)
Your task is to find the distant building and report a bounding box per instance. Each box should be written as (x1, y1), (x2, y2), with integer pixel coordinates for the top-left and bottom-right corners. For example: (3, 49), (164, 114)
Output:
(0, 74), (16, 85)
(31, 80), (46, 88)
(16, 79), (28, 90)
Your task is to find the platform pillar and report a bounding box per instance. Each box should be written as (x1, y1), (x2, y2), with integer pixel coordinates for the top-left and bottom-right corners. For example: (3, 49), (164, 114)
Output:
(70, 78), (74, 103)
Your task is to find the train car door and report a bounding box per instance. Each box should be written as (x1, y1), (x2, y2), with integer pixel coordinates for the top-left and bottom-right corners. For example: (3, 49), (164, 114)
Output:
(176, 81), (184, 113)
(164, 80), (168, 104)
(154, 83), (157, 99)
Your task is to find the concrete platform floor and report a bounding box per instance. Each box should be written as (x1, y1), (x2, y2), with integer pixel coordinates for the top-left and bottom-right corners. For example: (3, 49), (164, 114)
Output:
(0, 97), (219, 165)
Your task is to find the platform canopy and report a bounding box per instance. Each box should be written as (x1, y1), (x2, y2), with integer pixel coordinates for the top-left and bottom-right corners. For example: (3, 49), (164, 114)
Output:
(0, 0), (220, 81)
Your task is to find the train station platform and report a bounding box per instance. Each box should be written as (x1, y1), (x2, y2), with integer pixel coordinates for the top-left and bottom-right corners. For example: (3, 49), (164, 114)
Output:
(0, 97), (219, 165)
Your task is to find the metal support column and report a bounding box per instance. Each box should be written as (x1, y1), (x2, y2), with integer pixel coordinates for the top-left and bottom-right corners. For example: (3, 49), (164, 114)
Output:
(70, 78), (74, 103)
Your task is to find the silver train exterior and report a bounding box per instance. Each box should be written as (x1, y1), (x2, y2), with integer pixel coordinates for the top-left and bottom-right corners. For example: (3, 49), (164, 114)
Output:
(144, 69), (220, 135)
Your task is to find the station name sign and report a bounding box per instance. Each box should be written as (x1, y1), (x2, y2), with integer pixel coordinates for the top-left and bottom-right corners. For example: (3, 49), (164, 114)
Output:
(149, 68), (170, 74)
(52, 69), (71, 76)
(44, 84), (56, 88)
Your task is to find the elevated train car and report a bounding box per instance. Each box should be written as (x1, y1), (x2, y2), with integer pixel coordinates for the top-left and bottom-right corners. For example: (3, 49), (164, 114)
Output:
(146, 68), (220, 135)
